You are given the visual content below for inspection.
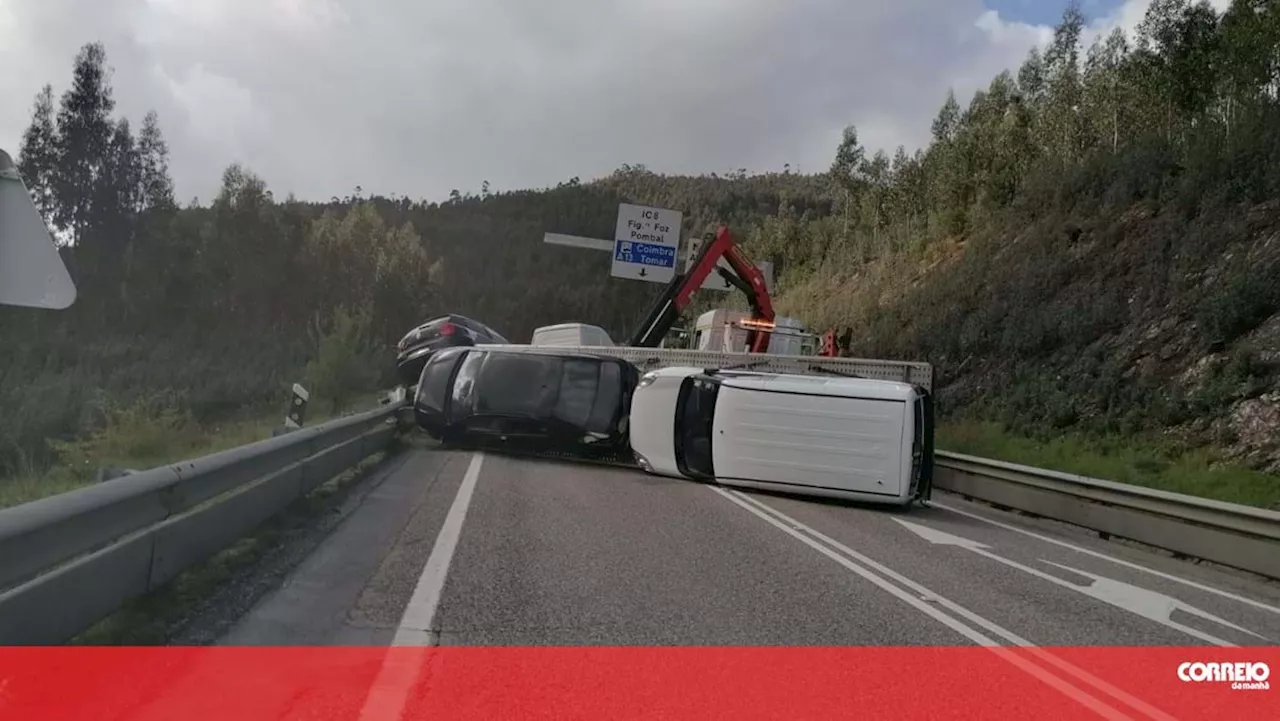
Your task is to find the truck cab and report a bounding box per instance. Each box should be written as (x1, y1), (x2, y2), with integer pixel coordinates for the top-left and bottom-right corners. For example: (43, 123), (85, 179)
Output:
(692, 309), (749, 352)
(691, 310), (813, 356)
(629, 366), (934, 506)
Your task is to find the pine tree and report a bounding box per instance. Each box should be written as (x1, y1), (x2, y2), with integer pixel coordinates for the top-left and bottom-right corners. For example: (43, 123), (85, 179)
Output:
(136, 111), (175, 212)
(91, 118), (141, 303)
(17, 85), (60, 225)
(931, 91), (961, 144)
(829, 125), (867, 236)
(1043, 2), (1087, 162)
(1084, 29), (1133, 152)
(52, 42), (116, 245)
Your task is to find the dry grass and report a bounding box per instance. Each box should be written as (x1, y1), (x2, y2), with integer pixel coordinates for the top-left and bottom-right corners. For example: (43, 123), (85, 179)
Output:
(0, 392), (386, 510)
(776, 236), (968, 334)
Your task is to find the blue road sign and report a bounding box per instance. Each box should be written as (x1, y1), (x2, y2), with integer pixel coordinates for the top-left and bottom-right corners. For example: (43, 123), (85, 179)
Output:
(614, 240), (676, 268)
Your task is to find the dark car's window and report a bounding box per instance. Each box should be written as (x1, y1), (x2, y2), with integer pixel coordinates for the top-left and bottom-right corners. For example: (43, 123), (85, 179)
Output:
(586, 361), (623, 433)
(472, 354), (561, 417)
(459, 317), (506, 344)
(448, 350), (487, 421)
(448, 352), (619, 435)
(552, 359), (601, 429)
(451, 316), (484, 334)
(674, 376), (720, 479)
(417, 350), (464, 413)
(454, 316), (497, 339)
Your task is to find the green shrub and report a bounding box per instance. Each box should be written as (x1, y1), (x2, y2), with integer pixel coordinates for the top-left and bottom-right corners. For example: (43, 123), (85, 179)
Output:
(1195, 262), (1280, 344)
(304, 306), (384, 414)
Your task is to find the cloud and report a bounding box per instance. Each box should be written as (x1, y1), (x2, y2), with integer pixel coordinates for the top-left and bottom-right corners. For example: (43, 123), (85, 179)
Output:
(0, 0), (1183, 204)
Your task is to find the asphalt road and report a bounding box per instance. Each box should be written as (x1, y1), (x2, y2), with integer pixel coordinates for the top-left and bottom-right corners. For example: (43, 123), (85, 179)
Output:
(220, 447), (1280, 649)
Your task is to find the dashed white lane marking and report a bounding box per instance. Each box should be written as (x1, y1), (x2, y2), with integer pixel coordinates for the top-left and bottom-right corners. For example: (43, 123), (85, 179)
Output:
(719, 488), (1177, 721)
(934, 501), (1280, 617)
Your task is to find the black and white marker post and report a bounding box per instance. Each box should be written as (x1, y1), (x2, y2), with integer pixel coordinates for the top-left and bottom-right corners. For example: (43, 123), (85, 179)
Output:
(273, 383), (310, 437)
(286, 383), (309, 430)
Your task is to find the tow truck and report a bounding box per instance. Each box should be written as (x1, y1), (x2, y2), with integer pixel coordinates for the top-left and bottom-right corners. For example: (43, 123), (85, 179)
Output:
(480, 224), (933, 389)
(629, 226), (834, 357)
(629, 226), (775, 352)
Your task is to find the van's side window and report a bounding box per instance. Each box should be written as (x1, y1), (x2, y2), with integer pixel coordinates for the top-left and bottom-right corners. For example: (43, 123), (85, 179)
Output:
(675, 377), (719, 480)
(913, 388), (935, 496)
(911, 395), (924, 487)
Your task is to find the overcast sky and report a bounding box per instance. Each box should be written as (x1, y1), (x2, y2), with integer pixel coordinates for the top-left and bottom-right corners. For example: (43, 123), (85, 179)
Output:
(1, 0), (1187, 204)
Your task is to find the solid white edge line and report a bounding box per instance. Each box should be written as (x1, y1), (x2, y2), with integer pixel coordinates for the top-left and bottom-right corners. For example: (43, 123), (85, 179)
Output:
(394, 451), (486, 643)
(733, 491), (1180, 721)
(710, 487), (1138, 721)
(933, 500), (1280, 616)
(356, 452), (486, 721)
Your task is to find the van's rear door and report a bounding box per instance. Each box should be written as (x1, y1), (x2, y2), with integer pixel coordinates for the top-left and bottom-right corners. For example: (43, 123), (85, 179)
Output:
(711, 386), (907, 497)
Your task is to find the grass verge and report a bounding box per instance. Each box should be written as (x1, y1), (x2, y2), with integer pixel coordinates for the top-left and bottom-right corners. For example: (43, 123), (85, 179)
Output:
(0, 392), (388, 510)
(939, 419), (1280, 510)
(69, 446), (397, 646)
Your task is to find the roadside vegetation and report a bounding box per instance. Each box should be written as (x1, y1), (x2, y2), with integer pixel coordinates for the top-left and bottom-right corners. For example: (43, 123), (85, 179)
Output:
(939, 420), (1280, 510)
(4, 1), (1277, 509)
(0, 388), (386, 510)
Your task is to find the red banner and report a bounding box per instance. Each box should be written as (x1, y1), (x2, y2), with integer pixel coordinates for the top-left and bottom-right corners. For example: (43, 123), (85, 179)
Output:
(0, 646), (1274, 720)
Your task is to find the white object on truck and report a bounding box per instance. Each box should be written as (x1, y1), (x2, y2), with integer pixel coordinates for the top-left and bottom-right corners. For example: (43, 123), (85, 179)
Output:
(531, 323), (615, 347)
(764, 316), (807, 356)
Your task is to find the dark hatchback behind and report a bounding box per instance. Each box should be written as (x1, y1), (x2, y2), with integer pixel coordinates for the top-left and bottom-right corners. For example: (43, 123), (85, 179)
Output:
(413, 347), (639, 454)
(396, 315), (509, 386)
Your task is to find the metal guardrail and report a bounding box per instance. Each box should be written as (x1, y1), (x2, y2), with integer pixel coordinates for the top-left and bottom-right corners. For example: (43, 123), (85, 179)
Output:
(934, 451), (1280, 581)
(0, 402), (406, 645)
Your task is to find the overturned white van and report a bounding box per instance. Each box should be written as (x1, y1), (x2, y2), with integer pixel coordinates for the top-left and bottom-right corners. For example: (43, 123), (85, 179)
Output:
(628, 366), (934, 506)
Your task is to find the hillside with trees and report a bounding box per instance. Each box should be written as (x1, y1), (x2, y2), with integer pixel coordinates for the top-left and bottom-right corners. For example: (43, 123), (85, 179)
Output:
(769, 0), (1280, 475)
(3, 0), (1278, 502)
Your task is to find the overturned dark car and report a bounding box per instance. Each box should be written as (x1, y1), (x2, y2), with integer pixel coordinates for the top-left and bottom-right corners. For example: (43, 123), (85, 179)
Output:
(395, 315), (509, 386)
(412, 346), (639, 455)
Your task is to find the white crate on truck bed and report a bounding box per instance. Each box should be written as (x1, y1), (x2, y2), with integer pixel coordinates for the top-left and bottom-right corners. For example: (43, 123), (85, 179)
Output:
(475, 345), (934, 393)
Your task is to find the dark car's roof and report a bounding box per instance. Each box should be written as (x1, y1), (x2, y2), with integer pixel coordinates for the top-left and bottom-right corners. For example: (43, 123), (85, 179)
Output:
(424, 345), (624, 365)
(470, 348), (627, 363)
(403, 313), (502, 336)
(403, 314), (471, 335)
